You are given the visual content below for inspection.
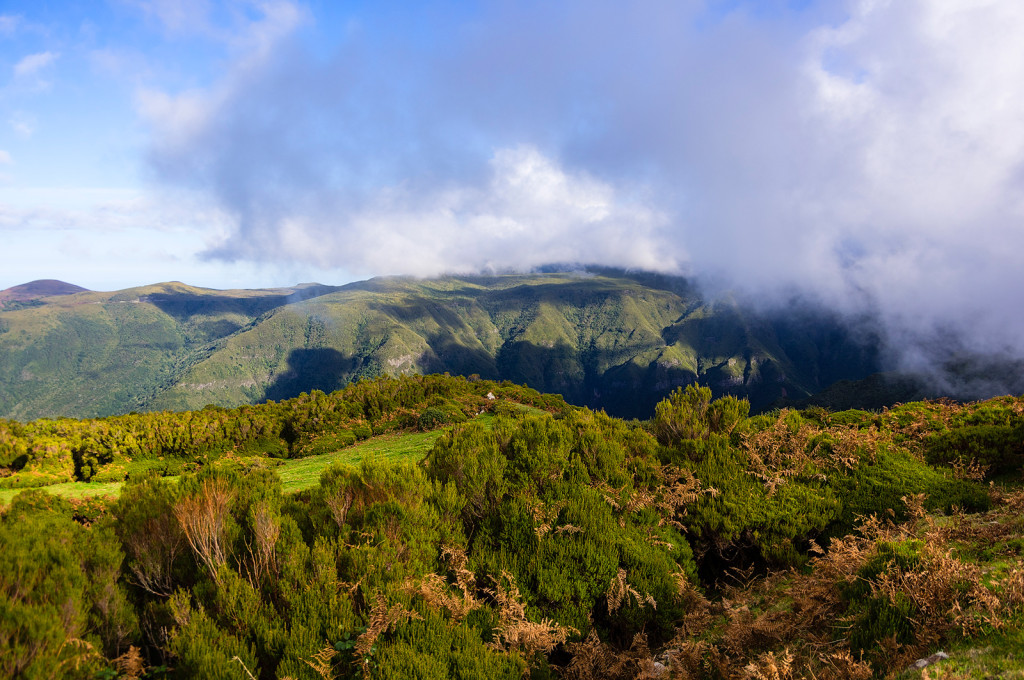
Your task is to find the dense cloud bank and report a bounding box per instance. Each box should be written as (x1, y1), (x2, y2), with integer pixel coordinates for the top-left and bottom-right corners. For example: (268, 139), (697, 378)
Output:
(140, 0), (1024, 395)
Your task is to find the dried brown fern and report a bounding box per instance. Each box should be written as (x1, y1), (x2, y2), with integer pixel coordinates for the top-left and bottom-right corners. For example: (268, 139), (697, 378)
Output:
(741, 412), (830, 493)
(658, 466), (718, 517)
(815, 651), (873, 680)
(304, 644), (338, 680)
(531, 499), (566, 538)
(441, 545), (477, 599)
(951, 457), (989, 482)
(595, 467), (716, 531)
(563, 630), (664, 680)
(354, 593), (421, 663)
(112, 646), (146, 680)
(404, 545), (483, 621)
(607, 568), (657, 615)
(485, 571), (577, 656)
(742, 648), (794, 680)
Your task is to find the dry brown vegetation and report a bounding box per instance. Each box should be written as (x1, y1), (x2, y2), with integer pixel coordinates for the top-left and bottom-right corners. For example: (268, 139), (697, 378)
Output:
(173, 478), (235, 582)
(403, 545), (481, 622)
(485, 571), (578, 656)
(7, 384), (1024, 679)
(500, 486), (1024, 679)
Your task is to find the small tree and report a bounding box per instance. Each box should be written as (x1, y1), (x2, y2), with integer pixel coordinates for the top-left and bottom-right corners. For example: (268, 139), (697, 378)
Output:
(652, 384), (748, 445)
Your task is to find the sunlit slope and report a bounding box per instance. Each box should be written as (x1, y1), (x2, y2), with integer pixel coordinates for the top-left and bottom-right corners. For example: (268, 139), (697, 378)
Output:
(0, 282), (343, 419)
(146, 273), (877, 417)
(0, 271), (878, 419)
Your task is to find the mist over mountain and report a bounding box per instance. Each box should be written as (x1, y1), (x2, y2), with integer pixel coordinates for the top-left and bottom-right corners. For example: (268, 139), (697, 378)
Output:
(120, 1), (1024, 403)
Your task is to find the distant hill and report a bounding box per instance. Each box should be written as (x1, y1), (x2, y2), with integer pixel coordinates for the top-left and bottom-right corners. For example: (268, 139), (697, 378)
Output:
(0, 279), (89, 310)
(0, 270), (883, 420)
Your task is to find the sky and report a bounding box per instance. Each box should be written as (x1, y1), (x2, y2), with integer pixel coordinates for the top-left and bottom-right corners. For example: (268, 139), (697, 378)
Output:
(2, 0), (1024, 385)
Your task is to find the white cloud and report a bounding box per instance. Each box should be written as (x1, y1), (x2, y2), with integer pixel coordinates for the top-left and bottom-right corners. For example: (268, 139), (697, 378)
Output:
(13, 51), (59, 79)
(9, 112), (35, 137)
(0, 14), (19, 36)
(136, 87), (221, 152)
(123, 0), (214, 36)
(207, 145), (676, 277)
(125, 0), (305, 47)
(137, 0), (1024, 389)
(0, 150), (11, 165)
(795, 0), (1024, 355)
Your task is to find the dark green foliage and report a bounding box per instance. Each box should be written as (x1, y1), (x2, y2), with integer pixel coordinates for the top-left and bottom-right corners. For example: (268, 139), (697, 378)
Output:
(673, 433), (842, 569)
(373, 611), (526, 679)
(849, 592), (918, 659)
(827, 409), (876, 428)
(846, 540), (924, 600)
(429, 409), (697, 646)
(418, 399), (470, 431)
(663, 395), (990, 572)
(844, 541), (928, 661)
(1, 379), (1022, 678)
(0, 374), (566, 488)
(925, 424), (1024, 477)
(166, 590), (261, 680)
(829, 444), (989, 531)
(0, 491), (137, 678)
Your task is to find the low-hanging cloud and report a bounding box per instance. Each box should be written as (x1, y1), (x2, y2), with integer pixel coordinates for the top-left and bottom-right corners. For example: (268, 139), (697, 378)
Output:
(139, 0), (1024, 394)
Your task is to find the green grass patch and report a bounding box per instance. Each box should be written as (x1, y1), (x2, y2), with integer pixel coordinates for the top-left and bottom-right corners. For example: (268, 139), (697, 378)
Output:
(276, 428), (444, 493)
(893, 626), (1024, 679)
(0, 480), (122, 505)
(0, 413), (502, 504)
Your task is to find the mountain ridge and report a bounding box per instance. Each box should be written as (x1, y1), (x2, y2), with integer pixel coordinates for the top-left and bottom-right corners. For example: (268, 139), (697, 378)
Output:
(0, 269), (881, 420)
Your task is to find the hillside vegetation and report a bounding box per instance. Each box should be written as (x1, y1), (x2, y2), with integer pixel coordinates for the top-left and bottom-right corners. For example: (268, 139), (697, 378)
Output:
(2, 375), (1024, 678)
(0, 271), (879, 420)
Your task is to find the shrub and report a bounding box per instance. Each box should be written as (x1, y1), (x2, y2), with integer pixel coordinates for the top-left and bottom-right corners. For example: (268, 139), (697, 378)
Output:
(924, 424), (1024, 478)
(652, 384), (749, 446)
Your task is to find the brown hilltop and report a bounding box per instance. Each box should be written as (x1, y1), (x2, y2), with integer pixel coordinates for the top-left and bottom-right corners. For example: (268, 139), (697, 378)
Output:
(0, 279), (89, 304)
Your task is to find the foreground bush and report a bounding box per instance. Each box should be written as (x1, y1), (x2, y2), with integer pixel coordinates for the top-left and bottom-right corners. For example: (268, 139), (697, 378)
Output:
(0, 381), (1021, 678)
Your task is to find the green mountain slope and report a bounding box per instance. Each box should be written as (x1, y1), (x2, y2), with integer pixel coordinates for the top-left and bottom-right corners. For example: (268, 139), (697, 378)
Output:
(0, 271), (879, 419)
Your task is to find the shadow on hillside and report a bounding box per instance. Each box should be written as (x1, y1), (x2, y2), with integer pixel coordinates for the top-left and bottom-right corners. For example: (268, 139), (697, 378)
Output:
(258, 339), (772, 420)
(146, 284), (345, 321)
(494, 338), (705, 420)
(261, 338), (500, 405)
(258, 328), (867, 419)
(263, 348), (361, 402)
(416, 333), (499, 379)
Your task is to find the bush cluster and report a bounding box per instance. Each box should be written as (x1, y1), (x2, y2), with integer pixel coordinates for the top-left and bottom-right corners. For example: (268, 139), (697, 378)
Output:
(1, 379), (1020, 678)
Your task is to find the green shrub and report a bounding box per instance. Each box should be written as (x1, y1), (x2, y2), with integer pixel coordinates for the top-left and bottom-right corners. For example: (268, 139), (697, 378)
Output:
(653, 384), (748, 445)
(677, 434), (841, 569)
(0, 490), (138, 677)
(849, 592), (918, 659)
(167, 590), (261, 680)
(924, 424), (1024, 477)
(828, 409), (876, 428)
(827, 444), (989, 534)
(373, 611), (526, 680)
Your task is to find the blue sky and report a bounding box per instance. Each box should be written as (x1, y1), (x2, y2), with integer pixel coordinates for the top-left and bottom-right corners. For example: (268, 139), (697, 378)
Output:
(2, 1), (1024, 378)
(0, 0), (837, 292)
